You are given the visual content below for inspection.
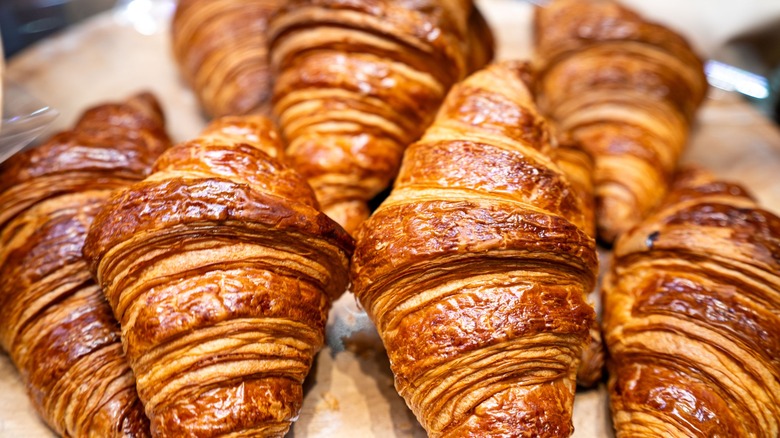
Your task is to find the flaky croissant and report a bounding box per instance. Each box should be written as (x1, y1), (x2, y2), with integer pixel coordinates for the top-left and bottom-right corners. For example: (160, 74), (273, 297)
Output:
(269, 0), (493, 233)
(351, 61), (597, 437)
(533, 0), (708, 243)
(603, 167), (780, 437)
(84, 115), (354, 437)
(172, 0), (281, 118)
(0, 93), (171, 437)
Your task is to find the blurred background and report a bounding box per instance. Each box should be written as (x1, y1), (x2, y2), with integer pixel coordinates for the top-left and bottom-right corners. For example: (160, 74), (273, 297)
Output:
(1, 0), (114, 58)
(1, 0), (780, 124)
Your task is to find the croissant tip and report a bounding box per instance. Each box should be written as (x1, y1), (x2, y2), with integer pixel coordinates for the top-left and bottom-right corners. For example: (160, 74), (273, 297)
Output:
(126, 91), (166, 125)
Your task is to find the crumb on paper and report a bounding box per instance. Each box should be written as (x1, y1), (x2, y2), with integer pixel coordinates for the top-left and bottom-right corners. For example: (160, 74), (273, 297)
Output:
(317, 392), (340, 412)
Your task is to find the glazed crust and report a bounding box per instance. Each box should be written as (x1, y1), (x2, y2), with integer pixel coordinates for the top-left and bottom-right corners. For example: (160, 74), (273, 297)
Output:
(269, 0), (493, 233)
(172, 0), (281, 117)
(533, 0), (708, 243)
(84, 115), (353, 437)
(603, 167), (780, 437)
(0, 93), (171, 437)
(0, 93), (169, 228)
(351, 61), (597, 437)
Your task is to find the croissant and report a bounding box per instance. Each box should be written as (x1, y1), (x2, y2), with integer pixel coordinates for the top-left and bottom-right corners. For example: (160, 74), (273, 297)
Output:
(269, 0), (493, 233)
(603, 167), (780, 437)
(172, 0), (281, 118)
(83, 115), (354, 437)
(351, 61), (597, 436)
(533, 0), (708, 243)
(0, 93), (171, 437)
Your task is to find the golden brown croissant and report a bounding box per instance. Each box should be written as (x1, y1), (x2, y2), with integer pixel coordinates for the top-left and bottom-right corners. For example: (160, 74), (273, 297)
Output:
(84, 115), (354, 437)
(351, 61), (597, 437)
(0, 93), (171, 437)
(269, 0), (493, 233)
(172, 0), (281, 118)
(603, 167), (780, 437)
(533, 0), (708, 243)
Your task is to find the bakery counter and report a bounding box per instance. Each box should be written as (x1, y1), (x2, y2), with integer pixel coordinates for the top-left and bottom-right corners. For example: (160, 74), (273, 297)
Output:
(1, 0), (779, 436)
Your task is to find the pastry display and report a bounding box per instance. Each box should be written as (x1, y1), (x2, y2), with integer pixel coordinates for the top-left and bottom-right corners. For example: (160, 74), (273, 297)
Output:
(0, 93), (171, 437)
(534, 0), (708, 243)
(351, 61), (598, 436)
(603, 167), (780, 437)
(83, 115), (354, 436)
(172, 0), (281, 118)
(3, 0), (780, 436)
(269, 0), (494, 233)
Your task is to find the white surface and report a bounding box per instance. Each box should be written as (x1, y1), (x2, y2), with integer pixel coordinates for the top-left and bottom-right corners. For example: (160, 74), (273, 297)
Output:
(1, 1), (780, 437)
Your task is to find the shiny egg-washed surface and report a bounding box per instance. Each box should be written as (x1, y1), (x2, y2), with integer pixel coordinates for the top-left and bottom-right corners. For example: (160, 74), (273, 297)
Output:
(604, 167), (780, 437)
(268, 0), (494, 234)
(351, 61), (598, 437)
(84, 116), (354, 437)
(0, 93), (172, 437)
(533, 0), (708, 244)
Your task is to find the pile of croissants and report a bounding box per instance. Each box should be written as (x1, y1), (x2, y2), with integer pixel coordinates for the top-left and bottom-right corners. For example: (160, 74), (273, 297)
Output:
(1, 0), (778, 436)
